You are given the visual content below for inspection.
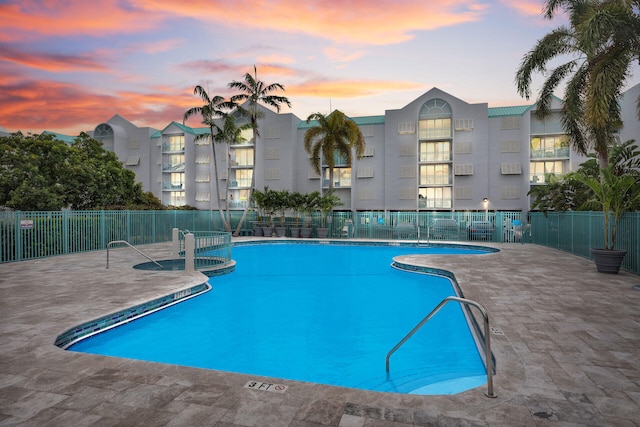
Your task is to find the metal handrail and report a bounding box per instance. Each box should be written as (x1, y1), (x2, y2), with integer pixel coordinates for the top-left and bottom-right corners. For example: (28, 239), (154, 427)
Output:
(106, 240), (163, 270)
(385, 296), (496, 398)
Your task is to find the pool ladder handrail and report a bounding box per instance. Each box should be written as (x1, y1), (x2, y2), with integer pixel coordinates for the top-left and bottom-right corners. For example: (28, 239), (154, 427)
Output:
(106, 240), (163, 270)
(385, 296), (496, 398)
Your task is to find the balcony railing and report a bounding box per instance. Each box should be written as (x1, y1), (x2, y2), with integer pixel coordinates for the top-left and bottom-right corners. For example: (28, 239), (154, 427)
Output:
(530, 147), (570, 159)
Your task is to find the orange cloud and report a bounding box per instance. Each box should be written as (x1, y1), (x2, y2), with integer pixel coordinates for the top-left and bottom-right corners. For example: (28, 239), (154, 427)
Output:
(3, 1), (488, 46)
(323, 47), (365, 63)
(0, 44), (108, 73)
(288, 79), (423, 98)
(0, 1), (165, 41)
(499, 0), (544, 17)
(160, 0), (489, 44)
(0, 77), (194, 135)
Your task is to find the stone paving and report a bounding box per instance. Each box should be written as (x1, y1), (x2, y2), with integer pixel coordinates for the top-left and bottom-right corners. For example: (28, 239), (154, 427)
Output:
(1, 239), (639, 426)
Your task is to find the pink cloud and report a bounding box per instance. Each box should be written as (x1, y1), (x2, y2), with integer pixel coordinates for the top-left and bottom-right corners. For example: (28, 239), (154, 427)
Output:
(0, 44), (108, 73)
(2, 1), (489, 46)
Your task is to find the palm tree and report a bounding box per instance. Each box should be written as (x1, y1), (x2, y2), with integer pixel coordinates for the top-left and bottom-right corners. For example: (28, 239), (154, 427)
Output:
(303, 110), (365, 191)
(515, 0), (640, 168)
(227, 65), (291, 236)
(214, 114), (250, 231)
(183, 86), (229, 229)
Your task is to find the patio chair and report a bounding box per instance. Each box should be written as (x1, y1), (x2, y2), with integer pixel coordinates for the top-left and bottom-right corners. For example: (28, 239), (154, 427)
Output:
(341, 220), (353, 238)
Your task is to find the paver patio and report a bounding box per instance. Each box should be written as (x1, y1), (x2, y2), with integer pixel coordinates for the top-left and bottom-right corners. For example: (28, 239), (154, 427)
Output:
(1, 240), (639, 426)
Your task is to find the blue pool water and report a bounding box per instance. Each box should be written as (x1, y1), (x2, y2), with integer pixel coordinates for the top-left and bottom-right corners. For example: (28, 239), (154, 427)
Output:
(70, 243), (492, 394)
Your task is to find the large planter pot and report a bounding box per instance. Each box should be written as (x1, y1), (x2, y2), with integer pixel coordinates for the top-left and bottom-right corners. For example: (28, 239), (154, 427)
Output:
(262, 226), (274, 237)
(290, 227), (301, 238)
(316, 227), (329, 238)
(275, 226), (287, 237)
(300, 227), (313, 238)
(591, 248), (627, 274)
(253, 225), (264, 237)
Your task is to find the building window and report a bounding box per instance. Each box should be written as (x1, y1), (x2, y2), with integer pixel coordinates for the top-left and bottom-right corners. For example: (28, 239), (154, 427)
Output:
(323, 168), (351, 188)
(233, 169), (253, 187)
(170, 173), (183, 189)
(418, 99), (452, 139)
(168, 191), (185, 206)
(418, 187), (452, 209)
(420, 164), (451, 185)
(530, 160), (566, 183)
(232, 148), (254, 166)
(419, 141), (451, 162)
(164, 154), (184, 171)
(530, 136), (569, 159)
(418, 118), (452, 139)
(164, 135), (184, 152)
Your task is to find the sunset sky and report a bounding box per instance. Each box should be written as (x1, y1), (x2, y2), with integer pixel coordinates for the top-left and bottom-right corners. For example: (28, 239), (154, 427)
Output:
(1, 0), (639, 136)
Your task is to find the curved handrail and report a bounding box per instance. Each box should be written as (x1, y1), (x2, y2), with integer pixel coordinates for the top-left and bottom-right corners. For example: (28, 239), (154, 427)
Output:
(385, 296), (496, 398)
(106, 240), (163, 270)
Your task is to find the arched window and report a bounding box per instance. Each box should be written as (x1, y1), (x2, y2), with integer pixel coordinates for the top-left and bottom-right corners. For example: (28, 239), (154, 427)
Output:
(94, 123), (114, 151)
(418, 99), (452, 139)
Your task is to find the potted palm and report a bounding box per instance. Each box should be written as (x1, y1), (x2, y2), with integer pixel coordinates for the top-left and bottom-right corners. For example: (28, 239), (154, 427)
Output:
(300, 191), (320, 238)
(289, 192), (305, 238)
(575, 165), (640, 273)
(316, 189), (343, 238)
(274, 189), (290, 237)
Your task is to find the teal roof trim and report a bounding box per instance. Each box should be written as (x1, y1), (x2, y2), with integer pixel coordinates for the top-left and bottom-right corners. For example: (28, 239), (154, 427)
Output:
(42, 131), (75, 144)
(297, 115), (384, 129)
(154, 121), (212, 137)
(487, 105), (533, 117)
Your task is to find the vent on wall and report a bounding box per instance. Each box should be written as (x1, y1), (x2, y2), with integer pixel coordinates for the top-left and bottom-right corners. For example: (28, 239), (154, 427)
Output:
(454, 164), (474, 175)
(398, 122), (416, 134)
(501, 163), (522, 175)
(357, 168), (374, 178)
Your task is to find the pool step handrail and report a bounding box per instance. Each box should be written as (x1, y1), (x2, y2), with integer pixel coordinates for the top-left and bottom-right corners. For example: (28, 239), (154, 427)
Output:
(106, 240), (163, 270)
(385, 296), (496, 398)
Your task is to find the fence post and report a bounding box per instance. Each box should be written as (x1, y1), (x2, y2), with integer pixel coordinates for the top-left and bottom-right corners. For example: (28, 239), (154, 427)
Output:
(184, 232), (195, 272)
(172, 228), (180, 257)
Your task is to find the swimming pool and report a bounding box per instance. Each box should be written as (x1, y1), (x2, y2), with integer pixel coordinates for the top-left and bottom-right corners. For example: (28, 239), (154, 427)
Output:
(69, 242), (495, 394)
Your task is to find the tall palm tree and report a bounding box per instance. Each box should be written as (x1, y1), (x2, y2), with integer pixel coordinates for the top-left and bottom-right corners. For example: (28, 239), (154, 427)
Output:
(303, 110), (365, 191)
(227, 65), (291, 236)
(214, 114), (250, 231)
(183, 85), (230, 229)
(515, 0), (640, 169)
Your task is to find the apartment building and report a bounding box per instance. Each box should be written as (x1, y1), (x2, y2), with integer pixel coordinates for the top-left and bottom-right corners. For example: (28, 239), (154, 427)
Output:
(87, 85), (639, 212)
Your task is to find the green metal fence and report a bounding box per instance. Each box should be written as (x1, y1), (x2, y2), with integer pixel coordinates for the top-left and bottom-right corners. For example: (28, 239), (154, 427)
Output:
(1, 209), (638, 275)
(528, 211), (639, 275)
(0, 210), (257, 263)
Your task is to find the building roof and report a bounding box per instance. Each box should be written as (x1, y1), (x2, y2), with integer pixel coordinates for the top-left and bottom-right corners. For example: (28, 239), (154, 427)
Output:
(42, 131), (76, 144)
(297, 114), (385, 129)
(487, 105), (533, 117)
(151, 121), (211, 138)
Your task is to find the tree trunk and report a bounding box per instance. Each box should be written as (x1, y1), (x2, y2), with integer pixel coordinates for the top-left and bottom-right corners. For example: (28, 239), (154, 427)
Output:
(233, 119), (257, 236)
(209, 127), (230, 231)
